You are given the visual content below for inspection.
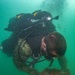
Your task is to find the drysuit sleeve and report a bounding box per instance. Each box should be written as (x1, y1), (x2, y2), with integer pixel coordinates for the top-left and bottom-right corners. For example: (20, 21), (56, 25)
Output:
(13, 39), (39, 75)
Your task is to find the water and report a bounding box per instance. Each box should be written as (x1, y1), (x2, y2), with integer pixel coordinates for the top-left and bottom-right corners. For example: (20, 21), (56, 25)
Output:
(0, 0), (75, 75)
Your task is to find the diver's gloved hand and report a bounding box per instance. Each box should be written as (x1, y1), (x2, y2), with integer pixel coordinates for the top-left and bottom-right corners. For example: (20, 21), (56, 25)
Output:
(60, 68), (70, 75)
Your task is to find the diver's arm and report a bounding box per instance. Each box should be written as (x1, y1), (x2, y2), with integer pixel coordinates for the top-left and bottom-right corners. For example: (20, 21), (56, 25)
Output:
(13, 47), (39, 75)
(57, 56), (70, 75)
(57, 56), (67, 69)
(13, 39), (39, 75)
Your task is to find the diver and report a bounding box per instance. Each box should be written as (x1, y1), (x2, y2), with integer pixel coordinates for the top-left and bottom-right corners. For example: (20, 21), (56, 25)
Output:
(0, 10), (58, 56)
(0, 10), (70, 75)
(13, 32), (70, 75)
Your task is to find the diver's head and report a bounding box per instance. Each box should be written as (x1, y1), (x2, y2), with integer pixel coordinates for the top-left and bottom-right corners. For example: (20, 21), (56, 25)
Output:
(41, 32), (67, 59)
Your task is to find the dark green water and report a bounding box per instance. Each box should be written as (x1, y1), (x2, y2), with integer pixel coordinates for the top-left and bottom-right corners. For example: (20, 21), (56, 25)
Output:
(0, 0), (75, 75)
